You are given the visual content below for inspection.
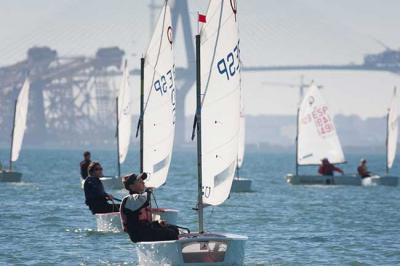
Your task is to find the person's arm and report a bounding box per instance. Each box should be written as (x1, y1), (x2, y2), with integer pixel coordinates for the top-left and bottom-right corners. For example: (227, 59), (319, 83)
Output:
(364, 166), (370, 174)
(334, 166), (344, 174)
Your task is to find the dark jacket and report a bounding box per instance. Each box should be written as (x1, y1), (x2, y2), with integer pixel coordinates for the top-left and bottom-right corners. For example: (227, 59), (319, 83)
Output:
(84, 176), (108, 211)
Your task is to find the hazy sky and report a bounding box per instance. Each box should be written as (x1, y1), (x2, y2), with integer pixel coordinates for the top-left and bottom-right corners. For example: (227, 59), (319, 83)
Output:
(1, 0), (400, 118)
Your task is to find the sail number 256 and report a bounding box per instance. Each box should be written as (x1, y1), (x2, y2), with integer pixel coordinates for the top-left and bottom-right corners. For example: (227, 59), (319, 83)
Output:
(217, 40), (240, 81)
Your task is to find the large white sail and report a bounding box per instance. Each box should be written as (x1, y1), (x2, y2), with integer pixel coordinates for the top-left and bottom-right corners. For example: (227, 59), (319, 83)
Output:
(117, 60), (133, 164)
(237, 88), (245, 168)
(297, 85), (345, 165)
(200, 0), (241, 206)
(142, 2), (175, 188)
(11, 78), (30, 162)
(386, 89), (399, 169)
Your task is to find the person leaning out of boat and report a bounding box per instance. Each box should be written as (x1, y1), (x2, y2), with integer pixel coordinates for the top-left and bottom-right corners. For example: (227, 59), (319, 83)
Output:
(120, 173), (179, 243)
(357, 159), (371, 179)
(318, 158), (344, 176)
(80, 151), (91, 179)
(83, 161), (120, 214)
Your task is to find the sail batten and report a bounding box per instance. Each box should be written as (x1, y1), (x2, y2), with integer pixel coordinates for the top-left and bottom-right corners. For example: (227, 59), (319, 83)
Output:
(11, 78), (30, 162)
(297, 85), (345, 165)
(142, 2), (175, 189)
(199, 0), (241, 206)
(386, 89), (399, 170)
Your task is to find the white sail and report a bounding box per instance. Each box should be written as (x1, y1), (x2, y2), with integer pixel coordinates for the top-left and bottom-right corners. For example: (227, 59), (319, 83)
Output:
(387, 89), (399, 169)
(297, 85), (345, 165)
(117, 60), (133, 164)
(11, 78), (30, 162)
(200, 0), (241, 206)
(237, 88), (245, 168)
(142, 2), (175, 188)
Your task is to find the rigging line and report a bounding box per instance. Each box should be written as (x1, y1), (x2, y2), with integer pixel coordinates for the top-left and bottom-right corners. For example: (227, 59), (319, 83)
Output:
(209, 207), (215, 220)
(201, 1), (224, 108)
(142, 3), (169, 114)
(152, 189), (159, 208)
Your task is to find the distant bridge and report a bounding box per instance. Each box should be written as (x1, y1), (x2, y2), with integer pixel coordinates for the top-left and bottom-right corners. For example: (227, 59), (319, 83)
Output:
(0, 0), (399, 148)
(243, 64), (400, 74)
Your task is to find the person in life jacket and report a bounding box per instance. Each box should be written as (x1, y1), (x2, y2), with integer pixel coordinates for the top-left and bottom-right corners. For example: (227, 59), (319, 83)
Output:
(318, 158), (344, 176)
(83, 161), (120, 214)
(120, 172), (179, 243)
(357, 159), (371, 178)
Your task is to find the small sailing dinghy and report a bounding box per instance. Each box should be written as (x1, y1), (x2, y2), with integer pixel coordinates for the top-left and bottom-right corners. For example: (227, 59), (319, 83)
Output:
(286, 85), (399, 186)
(370, 87), (399, 186)
(96, 1), (179, 232)
(284, 84), (365, 185)
(1, 78), (30, 182)
(136, 1), (247, 265)
(231, 91), (252, 192)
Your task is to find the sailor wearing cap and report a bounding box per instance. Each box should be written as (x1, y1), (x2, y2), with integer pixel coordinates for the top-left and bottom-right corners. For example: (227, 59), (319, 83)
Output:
(120, 172), (179, 243)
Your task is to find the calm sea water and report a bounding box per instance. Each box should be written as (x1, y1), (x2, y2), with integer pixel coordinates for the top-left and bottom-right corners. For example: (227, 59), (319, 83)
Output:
(0, 148), (399, 265)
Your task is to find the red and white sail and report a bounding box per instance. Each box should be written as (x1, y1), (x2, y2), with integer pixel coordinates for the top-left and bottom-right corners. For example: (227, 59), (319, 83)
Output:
(297, 85), (345, 165)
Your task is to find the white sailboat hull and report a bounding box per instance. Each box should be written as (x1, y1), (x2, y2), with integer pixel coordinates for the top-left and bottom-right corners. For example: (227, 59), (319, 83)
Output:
(96, 208), (179, 233)
(136, 232), (247, 266)
(0, 171), (22, 182)
(366, 175), (399, 186)
(231, 178), (252, 192)
(285, 174), (399, 186)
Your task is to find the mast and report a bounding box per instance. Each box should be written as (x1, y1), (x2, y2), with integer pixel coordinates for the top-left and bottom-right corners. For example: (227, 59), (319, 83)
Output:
(140, 57), (145, 173)
(195, 34), (204, 233)
(9, 100), (18, 171)
(116, 97), (121, 178)
(295, 105), (299, 176)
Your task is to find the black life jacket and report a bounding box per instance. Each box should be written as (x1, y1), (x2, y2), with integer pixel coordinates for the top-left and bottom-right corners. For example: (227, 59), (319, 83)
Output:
(120, 193), (152, 242)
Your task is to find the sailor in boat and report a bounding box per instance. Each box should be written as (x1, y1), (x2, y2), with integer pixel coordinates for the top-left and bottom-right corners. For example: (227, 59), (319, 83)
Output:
(83, 162), (120, 214)
(120, 173), (179, 243)
(357, 159), (371, 179)
(79, 151), (91, 180)
(318, 158), (344, 176)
